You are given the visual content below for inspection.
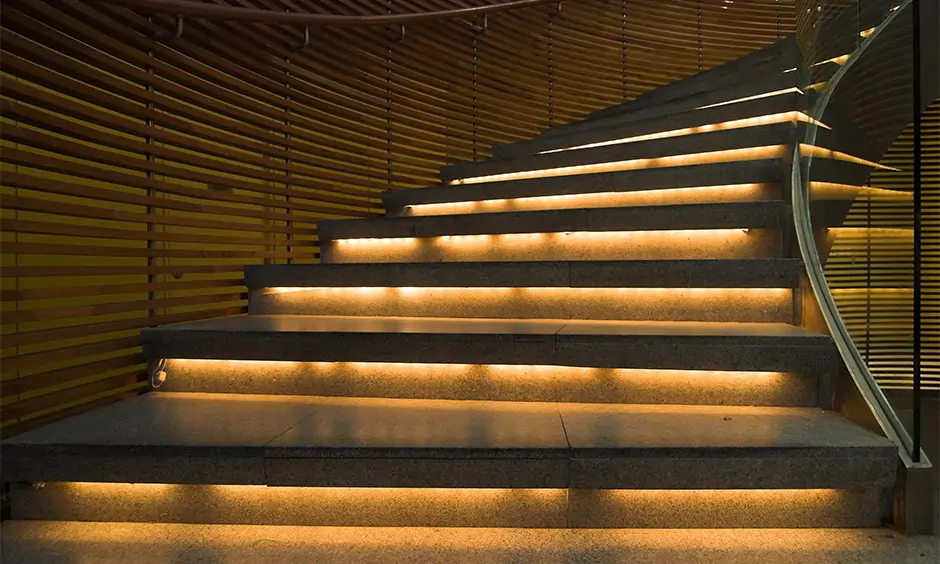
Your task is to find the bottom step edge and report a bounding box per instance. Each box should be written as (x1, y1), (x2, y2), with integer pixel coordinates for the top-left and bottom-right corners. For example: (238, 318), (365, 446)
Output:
(8, 482), (891, 529)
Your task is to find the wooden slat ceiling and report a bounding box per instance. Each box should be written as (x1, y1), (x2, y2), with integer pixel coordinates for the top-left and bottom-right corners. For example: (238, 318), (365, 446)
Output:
(0, 0), (795, 432)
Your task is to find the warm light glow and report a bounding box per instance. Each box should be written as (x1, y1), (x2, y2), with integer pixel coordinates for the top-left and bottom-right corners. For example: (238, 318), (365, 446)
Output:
(695, 88), (802, 110)
(171, 358), (785, 380)
(329, 229), (770, 262)
(812, 54), (850, 67)
(810, 181), (913, 200)
(165, 359), (795, 405)
(407, 184), (772, 216)
(40, 483), (847, 528)
(859, 27), (876, 38)
(829, 227), (913, 236)
(782, 67), (798, 73)
(449, 145), (788, 185)
(258, 287), (790, 322)
(50, 482), (564, 513)
(334, 229), (752, 246)
(799, 144), (899, 169)
(540, 112), (828, 154)
(265, 287), (788, 295)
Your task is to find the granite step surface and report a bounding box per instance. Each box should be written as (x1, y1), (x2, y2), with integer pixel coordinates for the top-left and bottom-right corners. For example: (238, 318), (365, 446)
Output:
(382, 159), (784, 213)
(441, 120), (798, 184)
(245, 259), (803, 289)
(318, 201), (787, 241)
(1, 392), (895, 489)
(138, 315), (835, 373)
(3, 523), (933, 564)
(492, 91), (804, 159)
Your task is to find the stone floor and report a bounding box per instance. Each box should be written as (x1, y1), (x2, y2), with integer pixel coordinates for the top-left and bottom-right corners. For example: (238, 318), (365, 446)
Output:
(2, 522), (938, 564)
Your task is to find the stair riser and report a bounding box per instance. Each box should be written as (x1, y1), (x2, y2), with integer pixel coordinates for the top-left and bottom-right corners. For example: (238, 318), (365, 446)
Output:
(319, 202), (786, 241)
(248, 288), (794, 324)
(320, 229), (782, 263)
(382, 160), (784, 212)
(159, 360), (818, 407)
(245, 260), (804, 290)
(392, 184), (781, 218)
(8, 483), (889, 529)
(493, 94), (805, 160)
(141, 331), (833, 374)
(442, 123), (798, 183)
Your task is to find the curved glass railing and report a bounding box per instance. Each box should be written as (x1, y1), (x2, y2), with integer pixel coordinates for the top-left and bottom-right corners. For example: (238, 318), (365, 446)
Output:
(792, 0), (930, 467)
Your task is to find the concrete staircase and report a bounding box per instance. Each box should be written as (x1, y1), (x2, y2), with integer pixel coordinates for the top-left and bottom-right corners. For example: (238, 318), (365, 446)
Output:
(1, 36), (904, 550)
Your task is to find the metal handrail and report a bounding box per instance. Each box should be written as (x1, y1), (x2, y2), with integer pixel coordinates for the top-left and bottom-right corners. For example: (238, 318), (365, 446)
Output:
(96, 0), (561, 25)
(791, 0), (929, 469)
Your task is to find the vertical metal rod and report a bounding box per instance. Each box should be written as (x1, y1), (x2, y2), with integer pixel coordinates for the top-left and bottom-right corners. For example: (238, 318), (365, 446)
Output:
(547, 8), (553, 128)
(911, 0), (922, 462)
(621, 0), (627, 100)
(472, 18), (478, 161)
(697, 0), (703, 71)
(285, 50), (293, 264)
(386, 2), (393, 191)
(146, 18), (157, 321)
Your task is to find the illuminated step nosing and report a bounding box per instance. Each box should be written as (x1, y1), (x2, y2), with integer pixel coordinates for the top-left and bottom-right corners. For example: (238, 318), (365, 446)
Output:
(406, 183), (773, 215)
(332, 228), (757, 245)
(695, 88), (803, 110)
(540, 112), (828, 154)
(449, 145), (788, 186)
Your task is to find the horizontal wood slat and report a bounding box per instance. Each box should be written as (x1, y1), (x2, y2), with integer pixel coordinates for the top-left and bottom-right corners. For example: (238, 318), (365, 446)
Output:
(1, 0), (794, 434)
(826, 100), (940, 393)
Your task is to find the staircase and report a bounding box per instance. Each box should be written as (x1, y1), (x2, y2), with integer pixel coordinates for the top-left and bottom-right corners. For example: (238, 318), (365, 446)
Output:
(1, 36), (906, 552)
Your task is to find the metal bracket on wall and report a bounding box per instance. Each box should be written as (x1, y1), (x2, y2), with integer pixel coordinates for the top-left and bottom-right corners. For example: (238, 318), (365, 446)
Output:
(388, 24), (405, 42)
(470, 14), (488, 34)
(290, 26), (311, 51)
(154, 15), (184, 42)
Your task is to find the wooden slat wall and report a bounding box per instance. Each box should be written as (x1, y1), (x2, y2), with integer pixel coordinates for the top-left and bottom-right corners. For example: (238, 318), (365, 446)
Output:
(827, 99), (940, 391)
(0, 0), (795, 434)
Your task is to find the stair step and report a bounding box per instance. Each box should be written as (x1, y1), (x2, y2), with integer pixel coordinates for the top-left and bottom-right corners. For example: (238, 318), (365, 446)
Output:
(246, 260), (798, 323)
(1, 393), (895, 489)
(320, 202), (786, 263)
(2, 523), (929, 562)
(246, 259), (803, 289)
(159, 359), (819, 406)
(383, 159), (783, 214)
(139, 315), (834, 373)
(492, 91), (805, 159)
(442, 121), (796, 184)
(539, 70), (801, 143)
(582, 37), (799, 122)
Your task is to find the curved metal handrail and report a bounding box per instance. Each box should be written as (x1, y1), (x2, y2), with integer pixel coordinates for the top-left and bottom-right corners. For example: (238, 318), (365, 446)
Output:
(95, 0), (560, 25)
(792, 0), (929, 468)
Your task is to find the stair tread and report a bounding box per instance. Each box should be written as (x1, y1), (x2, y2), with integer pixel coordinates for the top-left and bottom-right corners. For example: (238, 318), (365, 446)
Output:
(319, 201), (785, 240)
(2, 392), (893, 453)
(384, 160), (782, 209)
(143, 314), (823, 339)
(3, 522), (932, 564)
(246, 259), (803, 289)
